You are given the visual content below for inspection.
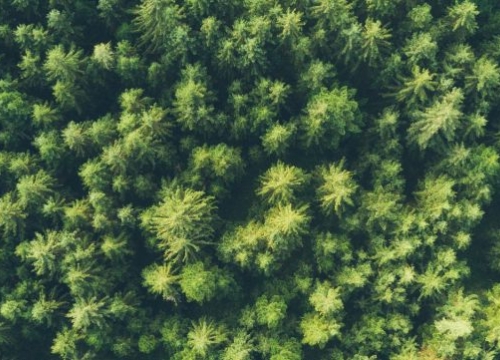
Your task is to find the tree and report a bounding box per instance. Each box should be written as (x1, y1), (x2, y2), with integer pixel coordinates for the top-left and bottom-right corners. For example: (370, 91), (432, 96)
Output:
(33, 131), (64, 165)
(217, 16), (271, 74)
(310, 0), (354, 30)
(0, 83), (32, 148)
(101, 234), (132, 261)
(92, 42), (114, 69)
(219, 204), (309, 273)
(187, 318), (226, 357)
(142, 263), (179, 301)
(300, 87), (361, 149)
(133, 0), (186, 54)
(62, 122), (91, 157)
(14, 24), (50, 52)
(255, 295), (287, 329)
(263, 203), (310, 252)
(51, 328), (82, 360)
(482, 284), (500, 345)
(16, 170), (55, 208)
(257, 162), (307, 205)
(18, 50), (43, 84)
(222, 332), (254, 360)
(407, 88), (464, 149)
(361, 18), (391, 66)
(465, 57), (500, 98)
(21, 231), (64, 276)
(448, 0), (479, 34)
(415, 175), (455, 221)
(173, 64), (215, 133)
(300, 313), (341, 347)
(402, 32), (438, 66)
(31, 292), (64, 325)
(141, 184), (217, 262)
(261, 123), (296, 155)
(0, 322), (11, 346)
(43, 45), (85, 83)
(187, 143), (244, 192)
(0, 192), (26, 236)
(277, 9), (304, 41)
(396, 66), (437, 105)
(79, 159), (110, 191)
(179, 261), (233, 303)
(67, 297), (108, 330)
(32, 103), (60, 128)
(317, 159), (358, 215)
(309, 281), (343, 316)
(407, 4), (432, 31)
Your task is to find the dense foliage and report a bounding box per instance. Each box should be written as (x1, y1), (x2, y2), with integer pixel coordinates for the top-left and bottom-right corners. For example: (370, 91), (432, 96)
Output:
(1, 0), (500, 359)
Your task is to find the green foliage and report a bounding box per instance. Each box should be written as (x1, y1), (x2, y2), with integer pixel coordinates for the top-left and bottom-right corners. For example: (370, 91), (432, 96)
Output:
(408, 88), (464, 149)
(300, 86), (361, 149)
(142, 184), (216, 262)
(1, 1), (500, 359)
(187, 318), (226, 357)
(448, 0), (479, 33)
(317, 159), (357, 215)
(255, 295), (287, 328)
(309, 281), (343, 316)
(43, 45), (85, 83)
(361, 18), (392, 66)
(174, 64), (215, 132)
(179, 261), (233, 303)
(222, 332), (254, 360)
(142, 263), (179, 301)
(300, 313), (341, 347)
(397, 66), (437, 105)
(16, 170), (55, 207)
(257, 162), (307, 205)
(67, 297), (108, 330)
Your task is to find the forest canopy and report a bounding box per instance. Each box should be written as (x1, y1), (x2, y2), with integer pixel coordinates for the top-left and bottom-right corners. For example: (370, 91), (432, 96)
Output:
(1, 0), (500, 359)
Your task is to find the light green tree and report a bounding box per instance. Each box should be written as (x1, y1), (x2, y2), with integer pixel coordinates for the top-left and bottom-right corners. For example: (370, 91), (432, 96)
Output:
(309, 281), (343, 316)
(21, 231), (64, 276)
(43, 45), (85, 83)
(179, 261), (233, 304)
(16, 170), (55, 208)
(133, 0), (185, 53)
(408, 88), (464, 149)
(415, 175), (455, 221)
(361, 18), (391, 65)
(142, 263), (179, 302)
(277, 9), (304, 41)
(255, 295), (287, 329)
(448, 0), (479, 33)
(222, 332), (254, 360)
(187, 318), (226, 357)
(92, 42), (114, 69)
(141, 184), (216, 262)
(263, 203), (310, 252)
(300, 313), (341, 347)
(317, 159), (358, 215)
(67, 297), (108, 330)
(0, 192), (26, 236)
(173, 64), (215, 133)
(402, 32), (438, 65)
(300, 87), (360, 149)
(465, 57), (500, 97)
(257, 162), (307, 205)
(310, 0), (354, 30)
(397, 66), (437, 105)
(261, 123), (296, 155)
(51, 328), (82, 359)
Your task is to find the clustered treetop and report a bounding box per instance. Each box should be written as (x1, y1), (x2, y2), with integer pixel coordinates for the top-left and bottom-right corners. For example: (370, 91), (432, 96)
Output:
(1, 0), (500, 359)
